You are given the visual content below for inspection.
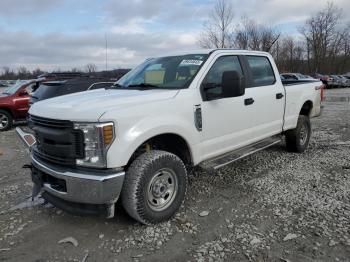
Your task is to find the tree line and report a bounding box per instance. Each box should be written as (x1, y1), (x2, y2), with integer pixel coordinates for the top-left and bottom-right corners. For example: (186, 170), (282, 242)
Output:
(199, 0), (350, 75)
(0, 64), (107, 80)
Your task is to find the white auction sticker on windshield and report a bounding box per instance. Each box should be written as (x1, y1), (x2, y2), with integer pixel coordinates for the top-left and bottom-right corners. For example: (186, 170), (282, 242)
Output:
(180, 60), (203, 66)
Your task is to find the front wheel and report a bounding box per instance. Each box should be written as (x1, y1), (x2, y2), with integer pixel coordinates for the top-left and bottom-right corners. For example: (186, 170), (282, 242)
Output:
(121, 150), (187, 225)
(285, 115), (311, 153)
(0, 110), (13, 131)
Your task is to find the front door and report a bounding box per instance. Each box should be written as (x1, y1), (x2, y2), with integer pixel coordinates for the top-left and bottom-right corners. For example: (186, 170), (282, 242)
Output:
(199, 55), (258, 160)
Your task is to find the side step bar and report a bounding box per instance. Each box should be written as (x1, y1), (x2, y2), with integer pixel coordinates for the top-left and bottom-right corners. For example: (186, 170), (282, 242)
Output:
(199, 136), (282, 172)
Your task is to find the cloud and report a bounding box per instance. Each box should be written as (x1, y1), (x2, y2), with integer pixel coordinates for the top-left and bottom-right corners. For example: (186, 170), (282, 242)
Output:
(111, 19), (147, 34)
(230, 0), (350, 25)
(0, 0), (60, 17)
(104, 0), (211, 28)
(0, 28), (200, 71)
(0, 0), (349, 71)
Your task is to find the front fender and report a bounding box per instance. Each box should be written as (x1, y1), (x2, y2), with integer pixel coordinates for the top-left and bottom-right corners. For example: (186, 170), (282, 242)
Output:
(106, 115), (200, 168)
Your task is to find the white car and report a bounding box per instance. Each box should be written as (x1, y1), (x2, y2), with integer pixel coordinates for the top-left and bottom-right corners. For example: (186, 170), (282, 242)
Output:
(338, 75), (350, 87)
(18, 49), (323, 224)
(328, 75), (343, 88)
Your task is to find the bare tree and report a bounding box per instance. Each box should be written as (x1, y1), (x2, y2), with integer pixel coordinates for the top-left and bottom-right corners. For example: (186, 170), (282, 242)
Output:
(71, 67), (82, 73)
(235, 17), (280, 52)
(1, 66), (13, 79)
(85, 63), (97, 73)
(337, 24), (350, 73)
(272, 37), (305, 73)
(17, 66), (29, 79)
(299, 2), (343, 73)
(198, 0), (234, 48)
(235, 17), (257, 50)
(32, 68), (44, 77)
(260, 26), (280, 52)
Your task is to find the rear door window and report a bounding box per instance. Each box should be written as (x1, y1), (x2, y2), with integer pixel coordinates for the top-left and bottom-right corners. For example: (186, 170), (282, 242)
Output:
(246, 56), (276, 86)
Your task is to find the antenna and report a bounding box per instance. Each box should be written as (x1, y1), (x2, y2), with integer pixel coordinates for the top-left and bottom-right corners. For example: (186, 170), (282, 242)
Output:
(105, 32), (108, 71)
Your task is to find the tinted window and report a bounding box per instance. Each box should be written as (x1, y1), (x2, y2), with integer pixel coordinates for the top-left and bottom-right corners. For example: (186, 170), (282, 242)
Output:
(247, 56), (275, 86)
(31, 83), (65, 100)
(202, 56), (243, 95)
(31, 79), (107, 102)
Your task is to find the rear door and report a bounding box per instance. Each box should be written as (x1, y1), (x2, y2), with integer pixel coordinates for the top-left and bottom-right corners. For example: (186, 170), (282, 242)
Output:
(243, 55), (285, 139)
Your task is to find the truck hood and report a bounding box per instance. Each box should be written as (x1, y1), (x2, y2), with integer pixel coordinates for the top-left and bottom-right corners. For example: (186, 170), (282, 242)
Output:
(29, 89), (179, 121)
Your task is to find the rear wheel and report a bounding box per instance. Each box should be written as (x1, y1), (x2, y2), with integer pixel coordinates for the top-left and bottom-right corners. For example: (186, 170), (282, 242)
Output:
(0, 110), (13, 131)
(122, 150), (187, 224)
(285, 115), (311, 153)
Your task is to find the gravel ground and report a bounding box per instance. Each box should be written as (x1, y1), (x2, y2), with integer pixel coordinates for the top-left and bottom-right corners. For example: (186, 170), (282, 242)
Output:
(0, 88), (350, 262)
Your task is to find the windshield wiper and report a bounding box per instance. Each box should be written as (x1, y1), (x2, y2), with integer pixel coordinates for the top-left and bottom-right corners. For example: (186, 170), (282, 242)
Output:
(127, 83), (159, 90)
(107, 83), (160, 90)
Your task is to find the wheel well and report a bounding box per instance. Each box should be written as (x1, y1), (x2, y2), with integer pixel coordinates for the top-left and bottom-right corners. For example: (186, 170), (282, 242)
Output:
(0, 108), (13, 117)
(300, 101), (313, 116)
(128, 133), (192, 167)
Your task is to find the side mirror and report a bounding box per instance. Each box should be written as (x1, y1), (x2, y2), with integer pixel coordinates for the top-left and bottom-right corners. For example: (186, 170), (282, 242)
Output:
(221, 70), (245, 98)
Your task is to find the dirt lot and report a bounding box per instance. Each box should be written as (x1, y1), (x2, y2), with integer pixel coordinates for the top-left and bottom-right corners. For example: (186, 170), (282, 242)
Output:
(0, 88), (350, 262)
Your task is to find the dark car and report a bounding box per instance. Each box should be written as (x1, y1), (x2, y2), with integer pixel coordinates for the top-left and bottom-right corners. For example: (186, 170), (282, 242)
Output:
(30, 78), (114, 106)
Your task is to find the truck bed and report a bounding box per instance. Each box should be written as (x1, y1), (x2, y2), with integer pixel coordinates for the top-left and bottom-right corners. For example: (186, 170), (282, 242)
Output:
(282, 79), (320, 86)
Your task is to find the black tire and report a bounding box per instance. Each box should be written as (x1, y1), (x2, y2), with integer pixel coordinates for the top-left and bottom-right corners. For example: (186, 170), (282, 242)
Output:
(121, 150), (187, 225)
(285, 115), (311, 153)
(0, 110), (13, 131)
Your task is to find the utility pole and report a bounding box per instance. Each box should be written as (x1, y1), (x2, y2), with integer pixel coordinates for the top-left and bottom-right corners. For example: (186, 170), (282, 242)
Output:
(105, 32), (108, 71)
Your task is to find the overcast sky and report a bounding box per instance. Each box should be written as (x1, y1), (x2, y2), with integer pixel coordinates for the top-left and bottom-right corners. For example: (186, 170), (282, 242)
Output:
(0, 0), (349, 71)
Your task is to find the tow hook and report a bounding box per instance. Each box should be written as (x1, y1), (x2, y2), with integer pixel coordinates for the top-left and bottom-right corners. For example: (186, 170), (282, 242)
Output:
(21, 163), (40, 200)
(22, 164), (32, 170)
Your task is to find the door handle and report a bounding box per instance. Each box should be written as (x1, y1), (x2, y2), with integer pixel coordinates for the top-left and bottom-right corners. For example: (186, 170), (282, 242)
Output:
(244, 98), (255, 106)
(276, 93), (284, 99)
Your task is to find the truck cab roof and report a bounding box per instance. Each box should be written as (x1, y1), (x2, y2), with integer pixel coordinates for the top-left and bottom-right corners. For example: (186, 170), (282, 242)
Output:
(153, 49), (271, 58)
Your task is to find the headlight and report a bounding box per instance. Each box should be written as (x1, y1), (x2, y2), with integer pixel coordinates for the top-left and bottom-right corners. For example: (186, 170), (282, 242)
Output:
(74, 122), (115, 168)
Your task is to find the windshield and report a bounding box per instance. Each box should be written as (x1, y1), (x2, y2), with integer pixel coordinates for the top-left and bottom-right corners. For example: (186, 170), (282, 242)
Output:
(114, 54), (209, 90)
(3, 81), (27, 95)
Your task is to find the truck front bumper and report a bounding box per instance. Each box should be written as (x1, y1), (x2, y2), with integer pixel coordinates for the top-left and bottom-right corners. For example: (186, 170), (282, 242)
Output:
(31, 155), (125, 218)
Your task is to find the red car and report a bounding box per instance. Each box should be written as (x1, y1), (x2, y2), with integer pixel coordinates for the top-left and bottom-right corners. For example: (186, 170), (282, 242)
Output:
(0, 80), (41, 131)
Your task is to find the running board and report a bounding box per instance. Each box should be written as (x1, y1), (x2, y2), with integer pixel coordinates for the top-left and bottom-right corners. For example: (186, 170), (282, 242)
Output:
(199, 136), (282, 172)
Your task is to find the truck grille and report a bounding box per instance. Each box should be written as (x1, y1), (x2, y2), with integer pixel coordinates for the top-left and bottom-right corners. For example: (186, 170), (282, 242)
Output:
(29, 114), (84, 167)
(29, 114), (73, 129)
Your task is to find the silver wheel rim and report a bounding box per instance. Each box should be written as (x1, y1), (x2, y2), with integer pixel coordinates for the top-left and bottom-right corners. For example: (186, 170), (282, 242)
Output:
(0, 113), (9, 129)
(299, 123), (308, 145)
(147, 168), (178, 211)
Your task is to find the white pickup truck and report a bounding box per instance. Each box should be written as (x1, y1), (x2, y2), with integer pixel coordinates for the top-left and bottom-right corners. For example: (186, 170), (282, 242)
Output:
(17, 49), (323, 224)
